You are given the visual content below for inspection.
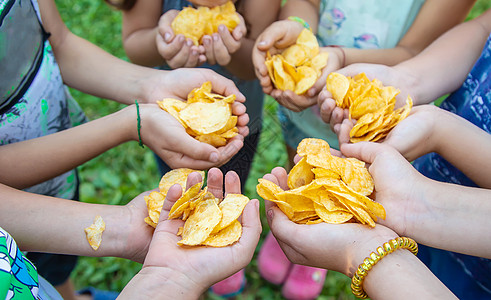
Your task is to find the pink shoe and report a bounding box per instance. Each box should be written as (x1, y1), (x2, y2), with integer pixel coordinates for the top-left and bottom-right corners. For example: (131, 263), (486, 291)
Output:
(210, 269), (246, 297)
(282, 264), (327, 300)
(258, 232), (293, 284)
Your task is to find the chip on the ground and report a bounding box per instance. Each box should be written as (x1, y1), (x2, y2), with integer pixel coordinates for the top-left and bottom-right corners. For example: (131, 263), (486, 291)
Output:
(84, 215), (105, 251)
(256, 138), (385, 227)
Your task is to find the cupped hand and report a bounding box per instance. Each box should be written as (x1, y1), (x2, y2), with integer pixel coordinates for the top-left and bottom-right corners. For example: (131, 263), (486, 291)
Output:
(202, 14), (246, 66)
(142, 168), (262, 291)
(252, 20), (305, 95)
(262, 167), (398, 277)
(156, 10), (205, 68)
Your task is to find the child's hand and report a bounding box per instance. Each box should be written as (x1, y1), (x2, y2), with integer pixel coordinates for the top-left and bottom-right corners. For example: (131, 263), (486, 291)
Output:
(156, 10), (206, 68)
(340, 142), (431, 237)
(270, 46), (344, 112)
(252, 20), (305, 95)
(121, 169), (261, 298)
(337, 105), (439, 159)
(262, 167), (398, 277)
(202, 14), (246, 66)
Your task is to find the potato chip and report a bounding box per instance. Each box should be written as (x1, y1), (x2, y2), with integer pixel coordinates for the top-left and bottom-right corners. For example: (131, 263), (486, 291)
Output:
(158, 82), (238, 147)
(326, 72), (412, 142)
(213, 194), (249, 232)
(265, 28), (328, 95)
(256, 138), (385, 227)
(202, 220), (242, 247)
(84, 215), (105, 251)
(178, 199), (223, 246)
(171, 2), (240, 46)
(168, 182), (202, 219)
(158, 168), (205, 195)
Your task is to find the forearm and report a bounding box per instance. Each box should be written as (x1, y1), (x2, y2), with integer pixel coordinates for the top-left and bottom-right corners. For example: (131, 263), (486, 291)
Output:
(225, 38), (256, 80)
(120, 268), (204, 300)
(124, 27), (166, 67)
(364, 250), (455, 299)
(344, 46), (416, 67)
(0, 107), (136, 189)
(279, 0), (319, 33)
(394, 13), (490, 105)
(405, 180), (491, 258)
(54, 32), (160, 104)
(433, 110), (491, 188)
(0, 184), (129, 258)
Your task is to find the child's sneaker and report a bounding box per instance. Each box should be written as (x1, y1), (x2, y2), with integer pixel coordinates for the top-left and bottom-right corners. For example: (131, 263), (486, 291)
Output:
(281, 264), (327, 300)
(210, 269), (246, 298)
(257, 232), (293, 284)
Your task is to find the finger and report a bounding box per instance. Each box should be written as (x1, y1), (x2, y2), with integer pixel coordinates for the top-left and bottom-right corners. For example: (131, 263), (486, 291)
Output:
(237, 125), (249, 137)
(159, 149), (226, 170)
(160, 184), (183, 220)
(186, 171), (204, 190)
(293, 154), (302, 164)
(217, 137), (243, 165)
(329, 107), (346, 129)
(212, 33), (231, 66)
(183, 46), (201, 68)
(202, 35), (216, 65)
(237, 199), (261, 257)
(206, 167), (224, 199)
(319, 97), (336, 124)
(337, 119), (353, 146)
(236, 112), (249, 127)
(166, 39), (193, 68)
(271, 167), (288, 190)
(158, 10), (179, 41)
(266, 205), (297, 243)
(157, 34), (185, 62)
(224, 170), (241, 195)
(340, 142), (388, 164)
(219, 25), (241, 54)
(161, 128), (220, 163)
(232, 102), (247, 116)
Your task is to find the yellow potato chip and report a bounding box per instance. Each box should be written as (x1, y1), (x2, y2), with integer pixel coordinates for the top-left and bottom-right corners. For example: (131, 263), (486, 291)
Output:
(212, 194), (249, 233)
(287, 157), (314, 189)
(314, 203), (353, 224)
(265, 28), (327, 95)
(159, 168), (205, 195)
(171, 2), (239, 46)
(169, 182), (202, 219)
(179, 100), (232, 135)
(196, 133), (227, 147)
(202, 220), (242, 247)
(178, 199), (222, 246)
(84, 215), (105, 251)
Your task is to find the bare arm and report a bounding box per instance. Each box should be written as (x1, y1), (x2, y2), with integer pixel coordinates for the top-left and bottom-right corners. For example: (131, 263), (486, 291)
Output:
(279, 0), (320, 33)
(395, 8), (491, 104)
(122, 0), (165, 66)
(343, 0), (476, 66)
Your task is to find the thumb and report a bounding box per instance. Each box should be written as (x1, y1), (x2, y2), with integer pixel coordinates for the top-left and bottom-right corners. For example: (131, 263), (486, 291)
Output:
(340, 142), (385, 164)
(164, 130), (220, 163)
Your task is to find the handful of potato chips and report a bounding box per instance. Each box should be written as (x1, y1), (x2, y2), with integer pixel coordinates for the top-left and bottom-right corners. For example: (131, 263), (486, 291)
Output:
(144, 168), (250, 247)
(157, 81), (239, 147)
(171, 1), (240, 46)
(265, 29), (329, 95)
(326, 72), (412, 143)
(256, 138), (385, 227)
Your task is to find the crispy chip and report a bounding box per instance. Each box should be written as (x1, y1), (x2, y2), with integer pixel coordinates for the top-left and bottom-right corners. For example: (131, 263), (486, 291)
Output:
(256, 138), (385, 227)
(178, 199), (222, 246)
(158, 168), (205, 194)
(158, 82), (238, 147)
(202, 220), (242, 247)
(265, 29), (327, 95)
(171, 2), (239, 46)
(213, 194), (249, 232)
(84, 215), (105, 251)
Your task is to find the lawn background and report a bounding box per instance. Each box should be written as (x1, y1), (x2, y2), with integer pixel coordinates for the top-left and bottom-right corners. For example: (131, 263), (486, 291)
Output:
(53, 1), (491, 299)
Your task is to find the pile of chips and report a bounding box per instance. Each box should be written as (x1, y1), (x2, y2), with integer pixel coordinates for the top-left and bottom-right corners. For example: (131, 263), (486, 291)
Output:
(144, 168), (250, 247)
(326, 72), (413, 143)
(171, 1), (240, 46)
(157, 81), (239, 147)
(265, 29), (329, 95)
(84, 215), (105, 251)
(256, 138), (385, 227)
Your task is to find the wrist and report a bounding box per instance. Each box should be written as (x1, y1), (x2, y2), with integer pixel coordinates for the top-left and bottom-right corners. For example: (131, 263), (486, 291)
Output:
(120, 267), (205, 300)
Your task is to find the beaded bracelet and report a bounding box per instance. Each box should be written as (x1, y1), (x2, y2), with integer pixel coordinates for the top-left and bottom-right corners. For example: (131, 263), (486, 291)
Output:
(351, 237), (418, 299)
(287, 16), (311, 31)
(135, 100), (144, 149)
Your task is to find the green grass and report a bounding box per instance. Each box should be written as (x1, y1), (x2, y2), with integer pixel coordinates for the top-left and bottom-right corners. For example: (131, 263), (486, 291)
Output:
(53, 0), (490, 298)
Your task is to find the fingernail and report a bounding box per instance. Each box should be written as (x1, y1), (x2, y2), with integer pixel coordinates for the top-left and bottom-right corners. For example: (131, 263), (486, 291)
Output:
(213, 34), (219, 42)
(186, 40), (193, 47)
(178, 35), (185, 43)
(258, 40), (267, 46)
(204, 38), (210, 45)
(210, 152), (219, 162)
(308, 89), (316, 97)
(192, 50), (198, 56)
(164, 32), (171, 42)
(267, 209), (273, 220)
(219, 25), (226, 32)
